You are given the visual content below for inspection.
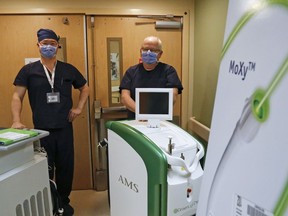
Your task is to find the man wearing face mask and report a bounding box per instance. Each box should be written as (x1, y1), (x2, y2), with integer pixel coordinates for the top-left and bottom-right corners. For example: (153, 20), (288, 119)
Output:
(11, 28), (90, 216)
(120, 36), (183, 119)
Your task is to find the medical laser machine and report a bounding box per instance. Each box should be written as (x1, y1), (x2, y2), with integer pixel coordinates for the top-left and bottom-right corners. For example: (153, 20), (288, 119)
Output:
(106, 88), (204, 216)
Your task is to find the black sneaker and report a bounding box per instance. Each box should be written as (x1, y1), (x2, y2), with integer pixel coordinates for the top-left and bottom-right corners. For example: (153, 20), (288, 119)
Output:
(63, 204), (74, 216)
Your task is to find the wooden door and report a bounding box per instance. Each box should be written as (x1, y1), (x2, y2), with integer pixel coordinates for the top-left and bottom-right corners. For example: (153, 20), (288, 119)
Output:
(0, 15), (92, 189)
(93, 16), (183, 121)
(86, 15), (183, 190)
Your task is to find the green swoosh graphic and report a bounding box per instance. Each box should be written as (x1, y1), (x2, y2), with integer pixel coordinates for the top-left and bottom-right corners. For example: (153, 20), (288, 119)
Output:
(274, 179), (288, 216)
(221, 0), (288, 59)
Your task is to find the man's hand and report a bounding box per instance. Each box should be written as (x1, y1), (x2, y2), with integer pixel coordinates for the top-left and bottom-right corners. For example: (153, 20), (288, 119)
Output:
(11, 121), (26, 129)
(68, 108), (82, 122)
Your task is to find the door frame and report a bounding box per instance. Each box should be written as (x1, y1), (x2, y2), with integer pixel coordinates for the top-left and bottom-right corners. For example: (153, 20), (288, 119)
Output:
(85, 10), (192, 189)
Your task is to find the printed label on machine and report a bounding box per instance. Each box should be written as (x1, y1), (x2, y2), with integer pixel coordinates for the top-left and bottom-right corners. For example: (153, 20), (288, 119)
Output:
(234, 194), (273, 216)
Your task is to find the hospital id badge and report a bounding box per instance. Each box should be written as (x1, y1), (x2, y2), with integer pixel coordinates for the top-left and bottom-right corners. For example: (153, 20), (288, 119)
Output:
(47, 92), (60, 103)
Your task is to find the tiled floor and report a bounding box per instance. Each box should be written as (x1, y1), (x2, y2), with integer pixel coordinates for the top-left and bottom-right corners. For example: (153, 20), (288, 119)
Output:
(70, 190), (110, 216)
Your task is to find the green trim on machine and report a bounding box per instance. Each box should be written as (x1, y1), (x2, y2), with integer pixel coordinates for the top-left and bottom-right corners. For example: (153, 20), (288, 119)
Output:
(106, 120), (168, 216)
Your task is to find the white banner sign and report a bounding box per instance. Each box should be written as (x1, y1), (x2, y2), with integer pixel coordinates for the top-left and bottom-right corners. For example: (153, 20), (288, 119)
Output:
(197, 1), (288, 216)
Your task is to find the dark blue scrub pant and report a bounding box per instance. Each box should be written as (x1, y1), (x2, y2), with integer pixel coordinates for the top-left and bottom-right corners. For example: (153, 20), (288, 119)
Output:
(40, 124), (74, 205)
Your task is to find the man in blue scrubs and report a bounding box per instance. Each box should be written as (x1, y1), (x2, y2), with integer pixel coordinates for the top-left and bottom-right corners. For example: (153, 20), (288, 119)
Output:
(11, 29), (89, 215)
(120, 36), (183, 119)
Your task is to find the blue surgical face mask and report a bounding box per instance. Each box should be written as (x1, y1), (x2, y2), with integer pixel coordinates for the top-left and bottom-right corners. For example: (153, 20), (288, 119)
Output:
(40, 45), (57, 58)
(141, 50), (158, 64)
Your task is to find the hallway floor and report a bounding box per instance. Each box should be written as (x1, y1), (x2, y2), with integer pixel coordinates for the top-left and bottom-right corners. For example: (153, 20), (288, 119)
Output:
(70, 190), (110, 216)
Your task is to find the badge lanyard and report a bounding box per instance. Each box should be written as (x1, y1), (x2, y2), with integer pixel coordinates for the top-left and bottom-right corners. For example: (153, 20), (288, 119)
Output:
(42, 63), (56, 92)
(42, 61), (60, 103)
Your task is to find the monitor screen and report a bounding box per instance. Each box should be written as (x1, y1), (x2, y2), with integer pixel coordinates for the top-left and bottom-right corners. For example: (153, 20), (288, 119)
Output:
(135, 88), (173, 123)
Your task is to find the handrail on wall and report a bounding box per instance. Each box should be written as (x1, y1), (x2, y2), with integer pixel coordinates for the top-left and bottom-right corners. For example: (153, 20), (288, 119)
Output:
(188, 117), (210, 142)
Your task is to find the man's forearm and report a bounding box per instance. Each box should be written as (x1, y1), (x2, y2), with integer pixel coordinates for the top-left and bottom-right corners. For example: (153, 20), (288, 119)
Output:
(77, 85), (90, 111)
(121, 96), (135, 112)
(11, 95), (23, 123)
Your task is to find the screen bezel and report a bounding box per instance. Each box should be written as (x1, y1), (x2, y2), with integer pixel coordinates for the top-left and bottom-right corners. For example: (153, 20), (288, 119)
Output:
(135, 88), (173, 121)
